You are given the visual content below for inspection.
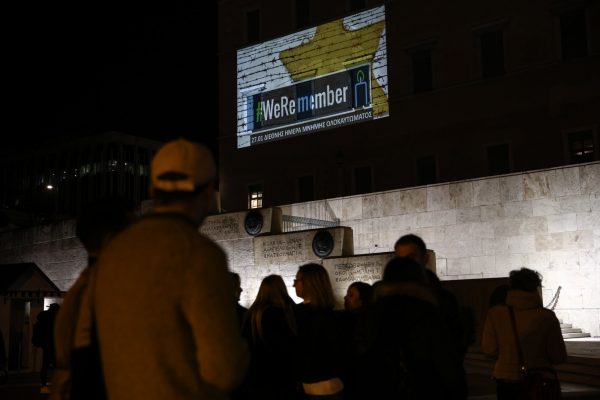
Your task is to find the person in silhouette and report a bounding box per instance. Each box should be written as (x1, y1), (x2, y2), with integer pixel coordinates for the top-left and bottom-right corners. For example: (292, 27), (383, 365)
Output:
(52, 197), (133, 400)
(482, 268), (566, 399)
(33, 303), (60, 393)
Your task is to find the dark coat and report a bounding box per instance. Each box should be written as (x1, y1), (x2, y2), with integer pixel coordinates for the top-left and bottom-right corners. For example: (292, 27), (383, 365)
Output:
(358, 282), (467, 400)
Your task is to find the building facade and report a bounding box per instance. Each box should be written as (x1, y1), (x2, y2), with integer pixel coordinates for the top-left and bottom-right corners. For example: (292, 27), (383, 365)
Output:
(218, 0), (599, 212)
(0, 132), (161, 226)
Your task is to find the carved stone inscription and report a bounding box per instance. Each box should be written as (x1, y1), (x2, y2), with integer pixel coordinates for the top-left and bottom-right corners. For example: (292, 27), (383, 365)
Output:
(324, 253), (394, 286)
(255, 236), (306, 264)
(201, 216), (241, 240)
(332, 260), (383, 284)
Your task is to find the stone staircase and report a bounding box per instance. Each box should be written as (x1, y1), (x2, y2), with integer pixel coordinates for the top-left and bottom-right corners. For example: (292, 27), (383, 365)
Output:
(560, 320), (591, 339)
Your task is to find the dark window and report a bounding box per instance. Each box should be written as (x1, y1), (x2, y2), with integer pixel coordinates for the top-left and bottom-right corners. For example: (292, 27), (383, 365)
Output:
(416, 155), (437, 185)
(248, 183), (263, 209)
(480, 30), (505, 78)
(411, 48), (433, 93)
(347, 0), (366, 13)
(298, 175), (314, 202)
(246, 9), (260, 43)
(296, 0), (310, 29)
(354, 166), (372, 195)
(560, 9), (588, 60)
(487, 143), (511, 175)
(568, 130), (595, 164)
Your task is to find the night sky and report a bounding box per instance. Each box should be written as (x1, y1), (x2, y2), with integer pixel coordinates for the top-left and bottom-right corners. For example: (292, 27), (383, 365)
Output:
(6, 3), (218, 152)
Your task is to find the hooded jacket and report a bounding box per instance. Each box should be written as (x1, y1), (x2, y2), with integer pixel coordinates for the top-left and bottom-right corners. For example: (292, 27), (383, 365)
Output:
(482, 290), (567, 381)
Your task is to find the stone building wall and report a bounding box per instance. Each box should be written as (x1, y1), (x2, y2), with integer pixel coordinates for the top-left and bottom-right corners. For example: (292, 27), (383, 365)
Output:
(1, 162), (599, 336)
(275, 162), (600, 337)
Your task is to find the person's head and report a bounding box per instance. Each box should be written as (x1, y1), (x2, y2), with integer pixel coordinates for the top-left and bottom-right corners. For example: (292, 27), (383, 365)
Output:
(230, 272), (243, 302)
(383, 257), (427, 284)
(253, 275), (294, 309)
(150, 139), (217, 226)
(394, 234), (428, 266)
(294, 263), (335, 309)
(48, 303), (60, 314)
(509, 268), (542, 293)
(344, 281), (373, 312)
(249, 275), (296, 342)
(76, 197), (134, 257)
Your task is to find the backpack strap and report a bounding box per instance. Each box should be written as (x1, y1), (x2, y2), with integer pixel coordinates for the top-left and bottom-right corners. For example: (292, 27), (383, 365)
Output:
(507, 306), (526, 376)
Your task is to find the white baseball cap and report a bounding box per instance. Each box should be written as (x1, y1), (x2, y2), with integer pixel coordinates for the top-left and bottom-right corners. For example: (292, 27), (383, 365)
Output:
(151, 139), (216, 192)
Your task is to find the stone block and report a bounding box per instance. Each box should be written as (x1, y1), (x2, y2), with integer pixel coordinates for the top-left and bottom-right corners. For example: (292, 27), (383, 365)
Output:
(456, 207), (481, 223)
(446, 257), (472, 276)
(536, 231), (593, 252)
(481, 205), (504, 222)
(524, 171), (552, 200)
(507, 235), (535, 254)
(382, 188), (427, 216)
(416, 210), (457, 228)
(550, 167), (581, 197)
(500, 175), (525, 202)
(547, 213), (578, 233)
(590, 193), (600, 211)
(576, 211), (600, 230)
(362, 193), (384, 218)
(323, 253), (394, 308)
(473, 178), (500, 206)
(201, 207), (282, 240)
(559, 194), (591, 214)
(427, 185), (451, 211)
(518, 217), (548, 236)
(503, 201), (533, 218)
(232, 238), (254, 267)
(580, 163), (600, 194)
(340, 197), (361, 221)
(449, 181), (474, 208)
(254, 227), (353, 264)
(532, 198), (560, 216)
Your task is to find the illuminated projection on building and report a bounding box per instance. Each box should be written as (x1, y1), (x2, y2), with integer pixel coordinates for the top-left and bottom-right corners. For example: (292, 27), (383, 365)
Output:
(236, 6), (389, 148)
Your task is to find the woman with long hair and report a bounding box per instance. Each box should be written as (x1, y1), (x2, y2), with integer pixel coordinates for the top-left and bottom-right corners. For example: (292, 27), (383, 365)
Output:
(239, 274), (297, 400)
(293, 263), (344, 399)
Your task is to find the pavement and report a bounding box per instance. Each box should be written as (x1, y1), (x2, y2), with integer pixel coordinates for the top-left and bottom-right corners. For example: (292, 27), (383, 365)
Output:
(2, 339), (600, 400)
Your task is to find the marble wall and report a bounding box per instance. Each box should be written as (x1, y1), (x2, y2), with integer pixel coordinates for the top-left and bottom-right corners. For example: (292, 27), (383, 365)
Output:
(1, 162), (598, 336)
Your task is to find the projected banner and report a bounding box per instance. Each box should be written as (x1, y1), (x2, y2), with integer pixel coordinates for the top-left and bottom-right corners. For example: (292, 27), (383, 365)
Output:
(236, 6), (388, 148)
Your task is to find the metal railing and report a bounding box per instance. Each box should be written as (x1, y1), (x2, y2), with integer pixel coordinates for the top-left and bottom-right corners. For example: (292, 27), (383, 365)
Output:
(282, 200), (340, 232)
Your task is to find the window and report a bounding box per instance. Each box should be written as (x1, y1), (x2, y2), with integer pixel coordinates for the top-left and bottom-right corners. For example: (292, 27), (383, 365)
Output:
(298, 175), (314, 202)
(347, 0), (366, 13)
(416, 155), (437, 185)
(411, 48), (433, 93)
(487, 143), (510, 175)
(480, 30), (505, 78)
(568, 130), (595, 164)
(295, 0), (310, 29)
(354, 166), (372, 195)
(560, 8), (588, 60)
(248, 183), (263, 209)
(246, 9), (260, 43)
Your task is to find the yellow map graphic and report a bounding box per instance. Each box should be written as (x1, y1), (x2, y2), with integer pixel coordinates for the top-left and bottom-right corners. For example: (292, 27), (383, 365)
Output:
(280, 19), (387, 117)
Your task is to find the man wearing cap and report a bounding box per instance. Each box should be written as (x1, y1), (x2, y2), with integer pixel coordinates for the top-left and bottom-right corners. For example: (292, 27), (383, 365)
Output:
(94, 139), (249, 400)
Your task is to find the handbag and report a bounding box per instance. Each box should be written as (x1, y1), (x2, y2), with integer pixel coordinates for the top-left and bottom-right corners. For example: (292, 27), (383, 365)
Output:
(507, 306), (562, 400)
(70, 266), (107, 400)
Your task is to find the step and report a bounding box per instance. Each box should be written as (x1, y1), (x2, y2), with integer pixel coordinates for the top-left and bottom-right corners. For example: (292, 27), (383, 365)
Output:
(562, 328), (583, 334)
(561, 323), (572, 329)
(563, 332), (592, 339)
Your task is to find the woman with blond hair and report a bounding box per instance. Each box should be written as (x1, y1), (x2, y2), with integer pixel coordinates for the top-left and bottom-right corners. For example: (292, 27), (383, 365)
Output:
(238, 274), (297, 400)
(293, 263), (345, 399)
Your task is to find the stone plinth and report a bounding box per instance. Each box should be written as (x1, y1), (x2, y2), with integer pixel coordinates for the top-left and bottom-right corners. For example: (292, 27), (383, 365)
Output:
(201, 207), (282, 240)
(323, 253), (394, 308)
(254, 227), (353, 265)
